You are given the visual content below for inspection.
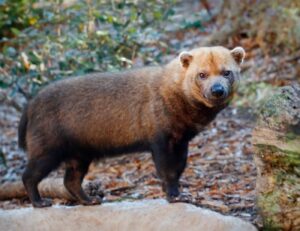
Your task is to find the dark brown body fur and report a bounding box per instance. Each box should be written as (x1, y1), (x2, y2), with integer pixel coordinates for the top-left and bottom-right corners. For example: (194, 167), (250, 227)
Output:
(19, 46), (244, 207)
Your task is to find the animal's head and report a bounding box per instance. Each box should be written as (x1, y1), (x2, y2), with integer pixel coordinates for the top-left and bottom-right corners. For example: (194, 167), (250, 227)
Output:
(179, 46), (245, 108)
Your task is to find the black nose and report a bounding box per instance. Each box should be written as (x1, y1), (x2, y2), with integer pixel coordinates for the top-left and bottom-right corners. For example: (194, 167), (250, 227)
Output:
(211, 84), (225, 98)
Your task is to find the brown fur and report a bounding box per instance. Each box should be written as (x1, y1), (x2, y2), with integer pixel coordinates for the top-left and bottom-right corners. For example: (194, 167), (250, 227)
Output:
(19, 46), (245, 207)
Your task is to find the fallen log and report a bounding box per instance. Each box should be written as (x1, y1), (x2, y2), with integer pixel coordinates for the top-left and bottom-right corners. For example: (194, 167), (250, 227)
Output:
(0, 178), (102, 201)
(253, 84), (300, 231)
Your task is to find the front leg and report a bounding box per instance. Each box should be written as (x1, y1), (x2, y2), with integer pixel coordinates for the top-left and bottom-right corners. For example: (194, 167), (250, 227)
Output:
(151, 137), (188, 202)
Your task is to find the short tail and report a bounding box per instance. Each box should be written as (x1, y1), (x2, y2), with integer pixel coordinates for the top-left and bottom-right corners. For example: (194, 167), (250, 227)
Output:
(18, 104), (28, 151)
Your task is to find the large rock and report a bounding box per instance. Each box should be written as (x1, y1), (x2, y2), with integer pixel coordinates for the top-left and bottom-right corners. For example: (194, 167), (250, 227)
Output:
(253, 84), (300, 230)
(0, 199), (256, 231)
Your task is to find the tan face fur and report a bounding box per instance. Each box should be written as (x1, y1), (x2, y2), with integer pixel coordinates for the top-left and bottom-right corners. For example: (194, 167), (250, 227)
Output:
(179, 46), (245, 108)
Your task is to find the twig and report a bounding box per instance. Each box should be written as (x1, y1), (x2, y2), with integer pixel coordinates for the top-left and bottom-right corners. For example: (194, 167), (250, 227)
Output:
(16, 82), (31, 100)
(107, 185), (136, 195)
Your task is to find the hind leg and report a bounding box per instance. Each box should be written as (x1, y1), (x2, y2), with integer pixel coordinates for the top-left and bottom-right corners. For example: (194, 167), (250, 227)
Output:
(64, 158), (101, 205)
(22, 154), (61, 208)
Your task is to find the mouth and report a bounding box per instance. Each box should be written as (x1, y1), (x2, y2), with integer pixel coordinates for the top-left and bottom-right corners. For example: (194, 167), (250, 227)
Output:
(204, 94), (228, 106)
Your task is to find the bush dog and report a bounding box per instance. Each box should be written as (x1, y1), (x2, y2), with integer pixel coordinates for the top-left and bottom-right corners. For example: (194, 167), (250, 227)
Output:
(19, 46), (245, 207)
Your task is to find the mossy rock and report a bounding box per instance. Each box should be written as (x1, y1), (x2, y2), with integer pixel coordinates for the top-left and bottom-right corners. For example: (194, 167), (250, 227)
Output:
(253, 84), (300, 231)
(257, 85), (300, 132)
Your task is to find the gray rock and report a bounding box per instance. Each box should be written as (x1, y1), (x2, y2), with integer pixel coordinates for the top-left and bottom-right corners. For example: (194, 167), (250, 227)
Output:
(0, 199), (257, 231)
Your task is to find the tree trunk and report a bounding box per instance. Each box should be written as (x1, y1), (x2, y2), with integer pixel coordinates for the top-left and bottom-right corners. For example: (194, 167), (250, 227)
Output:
(252, 84), (300, 230)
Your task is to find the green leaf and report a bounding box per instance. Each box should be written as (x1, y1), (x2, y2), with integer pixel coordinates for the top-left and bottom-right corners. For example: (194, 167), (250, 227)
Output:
(11, 27), (21, 35)
(153, 11), (162, 20)
(0, 80), (10, 89)
(183, 19), (203, 29)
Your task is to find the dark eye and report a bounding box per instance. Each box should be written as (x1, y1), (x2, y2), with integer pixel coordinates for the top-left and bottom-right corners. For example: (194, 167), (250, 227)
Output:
(198, 72), (207, 80)
(223, 70), (232, 77)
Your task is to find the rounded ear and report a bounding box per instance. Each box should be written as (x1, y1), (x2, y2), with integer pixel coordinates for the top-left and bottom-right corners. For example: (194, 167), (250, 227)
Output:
(230, 47), (245, 65)
(179, 51), (193, 68)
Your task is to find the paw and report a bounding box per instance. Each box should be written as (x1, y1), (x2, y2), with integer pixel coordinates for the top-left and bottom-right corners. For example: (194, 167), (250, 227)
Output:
(32, 198), (52, 208)
(165, 186), (180, 200)
(167, 193), (192, 203)
(81, 196), (102, 206)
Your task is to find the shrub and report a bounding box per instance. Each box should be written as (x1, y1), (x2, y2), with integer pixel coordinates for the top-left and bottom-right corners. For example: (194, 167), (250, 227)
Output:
(0, 0), (177, 99)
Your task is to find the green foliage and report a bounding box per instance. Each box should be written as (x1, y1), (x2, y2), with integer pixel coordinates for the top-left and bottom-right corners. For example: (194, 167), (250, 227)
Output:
(0, 0), (177, 98)
(180, 12), (204, 30)
(0, 0), (41, 38)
